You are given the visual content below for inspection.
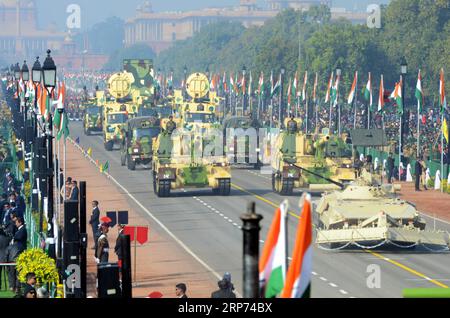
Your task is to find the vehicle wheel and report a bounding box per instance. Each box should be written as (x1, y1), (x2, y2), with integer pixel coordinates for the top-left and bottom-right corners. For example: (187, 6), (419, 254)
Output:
(272, 173), (283, 194)
(152, 172), (157, 193)
(127, 155), (136, 171)
(86, 129), (91, 136)
(212, 188), (219, 195)
(219, 179), (231, 196)
(281, 177), (294, 195)
(157, 180), (171, 197)
(104, 141), (113, 151)
(253, 161), (262, 170)
(120, 153), (126, 166)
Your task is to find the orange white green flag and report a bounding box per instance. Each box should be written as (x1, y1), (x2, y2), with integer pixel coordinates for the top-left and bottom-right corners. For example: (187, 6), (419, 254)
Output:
(281, 193), (312, 298)
(259, 200), (287, 298)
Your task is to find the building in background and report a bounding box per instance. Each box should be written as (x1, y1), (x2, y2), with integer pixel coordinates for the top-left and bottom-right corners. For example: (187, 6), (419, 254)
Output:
(0, 0), (65, 58)
(0, 0), (108, 70)
(125, 0), (367, 54)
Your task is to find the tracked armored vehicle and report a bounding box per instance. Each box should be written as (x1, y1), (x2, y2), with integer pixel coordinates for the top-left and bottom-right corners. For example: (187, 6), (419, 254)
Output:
(151, 72), (231, 197)
(315, 171), (450, 249)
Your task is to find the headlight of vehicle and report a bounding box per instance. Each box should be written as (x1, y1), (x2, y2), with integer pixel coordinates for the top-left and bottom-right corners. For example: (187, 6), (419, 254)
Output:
(133, 148), (140, 154)
(256, 148), (261, 152)
(107, 126), (115, 133)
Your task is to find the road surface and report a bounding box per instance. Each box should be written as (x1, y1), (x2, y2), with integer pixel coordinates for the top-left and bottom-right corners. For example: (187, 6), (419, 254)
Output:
(69, 122), (450, 298)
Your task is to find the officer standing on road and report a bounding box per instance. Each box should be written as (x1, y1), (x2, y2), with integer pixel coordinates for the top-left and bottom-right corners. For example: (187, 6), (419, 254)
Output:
(415, 156), (422, 191)
(114, 224), (125, 268)
(89, 201), (100, 249)
(95, 223), (110, 263)
(387, 153), (394, 183)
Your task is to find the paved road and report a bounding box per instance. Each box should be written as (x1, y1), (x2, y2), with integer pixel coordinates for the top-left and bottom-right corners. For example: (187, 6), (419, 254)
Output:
(69, 122), (450, 298)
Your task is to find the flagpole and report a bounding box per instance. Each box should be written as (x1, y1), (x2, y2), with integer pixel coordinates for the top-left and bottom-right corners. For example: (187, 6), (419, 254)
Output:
(399, 115), (402, 180)
(353, 73), (358, 129)
(417, 102), (420, 158)
(305, 95), (309, 134)
(441, 112), (444, 193)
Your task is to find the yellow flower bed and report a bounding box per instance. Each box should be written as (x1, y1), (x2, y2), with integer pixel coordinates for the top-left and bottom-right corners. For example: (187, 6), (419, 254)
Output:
(16, 249), (59, 285)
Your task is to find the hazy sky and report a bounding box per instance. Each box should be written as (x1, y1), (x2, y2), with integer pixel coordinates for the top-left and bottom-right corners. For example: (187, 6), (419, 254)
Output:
(36, 0), (390, 30)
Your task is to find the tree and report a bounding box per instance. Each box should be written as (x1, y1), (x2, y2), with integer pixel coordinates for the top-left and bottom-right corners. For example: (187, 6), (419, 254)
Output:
(103, 44), (156, 71)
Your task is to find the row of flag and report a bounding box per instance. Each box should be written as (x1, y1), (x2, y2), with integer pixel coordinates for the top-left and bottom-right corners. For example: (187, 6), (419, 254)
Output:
(259, 194), (312, 298)
(10, 76), (71, 141)
(197, 68), (447, 117)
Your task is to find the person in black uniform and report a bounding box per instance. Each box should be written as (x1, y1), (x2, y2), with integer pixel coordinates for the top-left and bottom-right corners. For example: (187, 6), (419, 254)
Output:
(175, 283), (188, 298)
(8, 217), (27, 294)
(415, 157), (423, 191)
(114, 224), (126, 269)
(70, 181), (79, 201)
(386, 153), (395, 184)
(211, 279), (236, 298)
(89, 201), (100, 249)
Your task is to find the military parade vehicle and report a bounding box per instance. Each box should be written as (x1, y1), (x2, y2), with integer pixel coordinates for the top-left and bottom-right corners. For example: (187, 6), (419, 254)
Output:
(222, 116), (262, 169)
(271, 118), (357, 195)
(120, 116), (161, 170)
(315, 170), (450, 249)
(102, 72), (138, 151)
(151, 72), (231, 197)
(83, 95), (103, 135)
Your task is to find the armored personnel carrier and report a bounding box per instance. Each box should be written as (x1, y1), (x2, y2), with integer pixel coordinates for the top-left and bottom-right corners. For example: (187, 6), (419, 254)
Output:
(315, 171), (450, 249)
(120, 116), (161, 170)
(271, 119), (357, 195)
(151, 72), (231, 197)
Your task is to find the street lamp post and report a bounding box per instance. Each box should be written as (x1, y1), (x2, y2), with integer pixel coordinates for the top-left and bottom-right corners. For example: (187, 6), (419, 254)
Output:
(279, 67), (285, 127)
(183, 65), (187, 100)
(242, 65), (247, 116)
(21, 61), (29, 152)
(400, 57), (408, 167)
(42, 49), (57, 260)
(32, 57), (41, 140)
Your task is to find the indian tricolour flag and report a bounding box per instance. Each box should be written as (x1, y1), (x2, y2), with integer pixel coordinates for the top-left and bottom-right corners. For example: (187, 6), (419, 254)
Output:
(302, 71), (308, 102)
(324, 72), (334, 103)
(390, 79), (403, 115)
(281, 193), (312, 298)
(347, 71), (358, 105)
(259, 201), (287, 298)
(415, 70), (424, 113)
(363, 72), (373, 109)
(378, 74), (384, 112)
(440, 68), (447, 113)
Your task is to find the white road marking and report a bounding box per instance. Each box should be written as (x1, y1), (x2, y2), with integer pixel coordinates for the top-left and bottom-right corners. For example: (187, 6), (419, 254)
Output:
(312, 271), (318, 276)
(329, 283), (338, 288)
(340, 290), (348, 295)
(320, 277), (328, 282)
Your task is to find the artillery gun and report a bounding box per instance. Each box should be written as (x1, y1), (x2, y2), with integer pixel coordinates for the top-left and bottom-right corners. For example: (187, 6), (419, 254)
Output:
(271, 119), (357, 195)
(315, 170), (450, 249)
(151, 72), (231, 197)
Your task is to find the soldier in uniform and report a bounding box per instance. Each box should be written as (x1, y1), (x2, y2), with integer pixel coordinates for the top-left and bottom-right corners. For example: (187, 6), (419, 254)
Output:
(95, 223), (110, 264)
(166, 115), (176, 134)
(287, 117), (298, 133)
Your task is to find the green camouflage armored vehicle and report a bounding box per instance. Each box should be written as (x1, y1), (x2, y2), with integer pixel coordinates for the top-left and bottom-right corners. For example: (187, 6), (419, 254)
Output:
(152, 129), (231, 197)
(83, 104), (102, 135)
(120, 116), (161, 170)
(271, 121), (357, 195)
